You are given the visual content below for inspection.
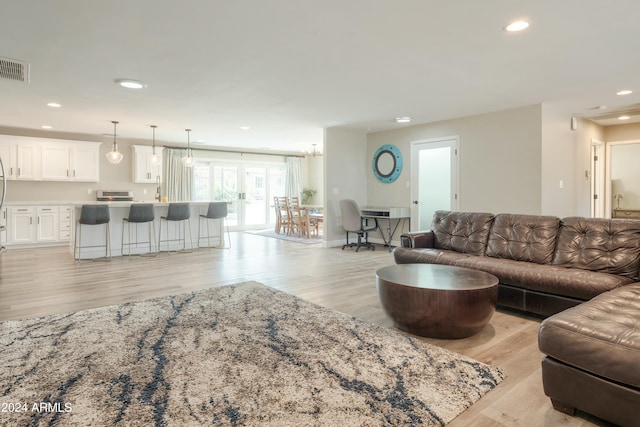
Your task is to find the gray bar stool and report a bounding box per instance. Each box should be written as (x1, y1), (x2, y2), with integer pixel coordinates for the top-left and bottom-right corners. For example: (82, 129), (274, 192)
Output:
(74, 204), (111, 261)
(198, 202), (231, 249)
(121, 204), (157, 257)
(158, 203), (192, 253)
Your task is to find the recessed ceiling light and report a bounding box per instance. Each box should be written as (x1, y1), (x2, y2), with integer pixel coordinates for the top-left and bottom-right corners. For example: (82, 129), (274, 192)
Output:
(46, 102), (61, 108)
(505, 20), (530, 32)
(41, 125), (52, 129)
(115, 79), (146, 89)
(617, 90), (633, 96)
(618, 115), (631, 120)
(395, 117), (411, 123)
(240, 126), (251, 130)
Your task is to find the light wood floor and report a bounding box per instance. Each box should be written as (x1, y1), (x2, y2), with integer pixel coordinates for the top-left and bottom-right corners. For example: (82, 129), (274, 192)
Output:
(0, 233), (611, 427)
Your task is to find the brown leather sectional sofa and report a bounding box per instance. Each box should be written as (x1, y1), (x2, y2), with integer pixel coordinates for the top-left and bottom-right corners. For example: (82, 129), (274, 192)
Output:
(394, 211), (640, 426)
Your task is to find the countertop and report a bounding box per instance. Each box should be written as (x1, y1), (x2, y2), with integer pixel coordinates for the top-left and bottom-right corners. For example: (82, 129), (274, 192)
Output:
(4, 201), (212, 208)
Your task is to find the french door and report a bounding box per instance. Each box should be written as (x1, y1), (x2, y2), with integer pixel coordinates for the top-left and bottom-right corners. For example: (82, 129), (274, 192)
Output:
(194, 161), (285, 230)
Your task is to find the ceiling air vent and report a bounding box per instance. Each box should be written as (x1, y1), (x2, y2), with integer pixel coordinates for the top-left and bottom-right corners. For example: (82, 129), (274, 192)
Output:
(0, 57), (30, 82)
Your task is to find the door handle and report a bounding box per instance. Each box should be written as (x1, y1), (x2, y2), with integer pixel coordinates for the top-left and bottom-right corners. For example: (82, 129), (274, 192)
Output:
(413, 200), (419, 204)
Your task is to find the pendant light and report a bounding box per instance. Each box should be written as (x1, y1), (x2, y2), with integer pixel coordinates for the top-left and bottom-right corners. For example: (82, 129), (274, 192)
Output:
(106, 121), (124, 164)
(150, 125), (160, 164)
(182, 128), (194, 167)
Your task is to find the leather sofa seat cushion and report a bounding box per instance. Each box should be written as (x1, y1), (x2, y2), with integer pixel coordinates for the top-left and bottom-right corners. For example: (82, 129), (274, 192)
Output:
(486, 214), (560, 264)
(553, 217), (640, 279)
(432, 211), (495, 256)
(454, 257), (634, 300)
(393, 247), (473, 266)
(395, 247), (634, 300)
(539, 284), (640, 388)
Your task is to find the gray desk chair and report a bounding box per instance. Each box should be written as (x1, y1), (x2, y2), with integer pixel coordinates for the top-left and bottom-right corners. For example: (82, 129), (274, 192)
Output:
(121, 204), (157, 256)
(198, 202), (231, 249)
(339, 199), (378, 252)
(74, 204), (111, 261)
(158, 203), (192, 253)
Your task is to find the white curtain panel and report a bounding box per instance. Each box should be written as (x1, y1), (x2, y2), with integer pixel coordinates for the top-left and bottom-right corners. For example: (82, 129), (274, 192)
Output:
(285, 157), (302, 199)
(165, 148), (193, 201)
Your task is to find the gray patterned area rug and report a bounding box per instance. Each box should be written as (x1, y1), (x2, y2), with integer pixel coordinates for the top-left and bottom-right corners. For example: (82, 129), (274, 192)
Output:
(0, 282), (505, 426)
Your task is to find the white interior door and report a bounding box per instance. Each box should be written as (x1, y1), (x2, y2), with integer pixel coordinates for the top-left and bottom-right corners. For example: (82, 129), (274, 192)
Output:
(411, 137), (460, 230)
(590, 139), (605, 218)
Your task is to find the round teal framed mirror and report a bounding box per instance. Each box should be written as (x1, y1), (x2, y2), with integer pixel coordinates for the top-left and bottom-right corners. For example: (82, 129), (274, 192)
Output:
(372, 144), (402, 183)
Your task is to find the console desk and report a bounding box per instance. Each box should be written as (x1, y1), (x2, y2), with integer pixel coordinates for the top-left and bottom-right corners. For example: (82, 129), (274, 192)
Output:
(612, 209), (640, 219)
(361, 206), (410, 251)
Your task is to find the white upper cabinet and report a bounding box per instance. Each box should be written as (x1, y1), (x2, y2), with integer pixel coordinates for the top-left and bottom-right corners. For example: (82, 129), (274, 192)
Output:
(132, 145), (163, 183)
(41, 143), (70, 180)
(70, 143), (100, 181)
(41, 140), (100, 182)
(0, 143), (16, 179)
(0, 135), (100, 182)
(0, 137), (41, 180)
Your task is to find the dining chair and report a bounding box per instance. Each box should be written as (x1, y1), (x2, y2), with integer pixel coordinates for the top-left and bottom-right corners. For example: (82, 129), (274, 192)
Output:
(274, 197), (290, 235)
(287, 196), (305, 237)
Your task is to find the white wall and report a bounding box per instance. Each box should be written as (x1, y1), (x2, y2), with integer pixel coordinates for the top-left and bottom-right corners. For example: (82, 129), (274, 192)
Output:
(367, 105), (543, 221)
(304, 155), (324, 204)
(540, 104), (576, 217)
(324, 127), (368, 245)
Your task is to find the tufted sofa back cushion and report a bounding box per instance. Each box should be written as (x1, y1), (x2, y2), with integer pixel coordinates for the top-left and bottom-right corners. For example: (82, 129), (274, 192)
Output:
(486, 214), (560, 264)
(552, 217), (640, 278)
(431, 211), (495, 255)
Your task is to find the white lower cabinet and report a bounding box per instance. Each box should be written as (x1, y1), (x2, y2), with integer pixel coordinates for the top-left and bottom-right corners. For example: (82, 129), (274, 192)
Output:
(0, 207), (7, 244)
(36, 206), (59, 241)
(59, 206), (71, 240)
(9, 207), (36, 243)
(7, 205), (69, 245)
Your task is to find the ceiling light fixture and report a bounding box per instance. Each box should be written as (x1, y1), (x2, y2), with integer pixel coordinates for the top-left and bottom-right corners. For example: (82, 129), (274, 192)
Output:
(618, 115), (631, 120)
(617, 90), (633, 96)
(182, 129), (194, 167)
(240, 126), (251, 130)
(505, 20), (530, 32)
(150, 125), (160, 164)
(46, 102), (61, 108)
(115, 79), (146, 89)
(395, 117), (411, 123)
(303, 143), (323, 157)
(106, 121), (124, 164)
(41, 125), (52, 129)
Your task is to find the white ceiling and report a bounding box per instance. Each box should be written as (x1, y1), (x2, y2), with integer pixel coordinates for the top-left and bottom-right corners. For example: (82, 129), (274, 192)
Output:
(1, 1), (639, 153)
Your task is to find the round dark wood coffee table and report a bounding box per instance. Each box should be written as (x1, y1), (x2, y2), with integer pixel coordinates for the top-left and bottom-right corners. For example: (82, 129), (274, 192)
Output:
(376, 264), (499, 339)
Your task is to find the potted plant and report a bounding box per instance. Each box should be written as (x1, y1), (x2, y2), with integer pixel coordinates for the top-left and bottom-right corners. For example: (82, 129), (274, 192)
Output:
(302, 188), (316, 205)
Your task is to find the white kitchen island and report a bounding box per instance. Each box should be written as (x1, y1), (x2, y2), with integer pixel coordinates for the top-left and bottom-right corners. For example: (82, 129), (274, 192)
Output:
(70, 201), (224, 259)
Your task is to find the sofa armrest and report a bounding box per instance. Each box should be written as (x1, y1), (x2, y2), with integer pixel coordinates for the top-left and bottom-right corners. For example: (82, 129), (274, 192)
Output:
(400, 231), (434, 248)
